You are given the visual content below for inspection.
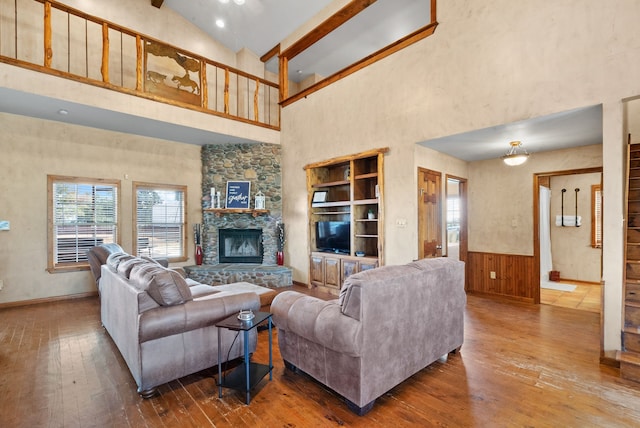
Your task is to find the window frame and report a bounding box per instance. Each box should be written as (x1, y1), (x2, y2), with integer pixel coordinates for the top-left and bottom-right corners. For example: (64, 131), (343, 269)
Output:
(47, 175), (121, 273)
(133, 182), (188, 263)
(591, 184), (602, 249)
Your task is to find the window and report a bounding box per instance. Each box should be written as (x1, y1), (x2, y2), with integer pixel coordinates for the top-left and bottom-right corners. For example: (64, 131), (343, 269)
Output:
(592, 184), (602, 248)
(134, 183), (187, 261)
(48, 176), (119, 272)
(447, 196), (461, 229)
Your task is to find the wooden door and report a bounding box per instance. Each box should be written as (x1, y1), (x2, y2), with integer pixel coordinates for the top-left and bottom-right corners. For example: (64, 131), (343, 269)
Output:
(309, 255), (324, 286)
(341, 259), (358, 284)
(418, 168), (442, 259)
(324, 256), (341, 289)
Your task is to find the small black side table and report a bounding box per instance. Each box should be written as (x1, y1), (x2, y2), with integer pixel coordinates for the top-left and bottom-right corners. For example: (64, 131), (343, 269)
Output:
(216, 311), (273, 404)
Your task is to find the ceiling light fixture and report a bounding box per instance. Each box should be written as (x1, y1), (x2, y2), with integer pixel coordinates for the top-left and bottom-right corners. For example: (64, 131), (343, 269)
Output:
(233, 0), (245, 5)
(218, 0), (230, 4)
(215, 18), (225, 28)
(502, 141), (529, 166)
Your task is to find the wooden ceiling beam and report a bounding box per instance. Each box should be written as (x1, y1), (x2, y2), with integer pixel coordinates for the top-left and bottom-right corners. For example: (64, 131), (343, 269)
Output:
(151, 0), (164, 8)
(260, 44), (280, 63)
(280, 0), (376, 59)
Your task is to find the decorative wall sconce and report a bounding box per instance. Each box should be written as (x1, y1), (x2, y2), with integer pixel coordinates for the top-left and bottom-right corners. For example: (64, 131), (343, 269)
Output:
(502, 141), (530, 166)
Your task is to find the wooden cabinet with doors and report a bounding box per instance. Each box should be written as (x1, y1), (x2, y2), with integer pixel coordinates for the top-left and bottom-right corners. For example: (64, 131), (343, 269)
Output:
(341, 256), (379, 284)
(304, 148), (387, 295)
(309, 252), (379, 294)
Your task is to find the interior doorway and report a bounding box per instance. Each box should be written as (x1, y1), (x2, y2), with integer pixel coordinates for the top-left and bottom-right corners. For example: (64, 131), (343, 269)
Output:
(445, 175), (468, 264)
(534, 168), (602, 312)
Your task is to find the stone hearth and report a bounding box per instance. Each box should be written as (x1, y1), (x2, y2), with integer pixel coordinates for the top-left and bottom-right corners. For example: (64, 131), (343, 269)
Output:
(184, 264), (292, 288)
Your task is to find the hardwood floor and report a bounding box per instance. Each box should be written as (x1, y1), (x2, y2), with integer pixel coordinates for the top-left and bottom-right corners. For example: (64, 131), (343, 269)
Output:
(1, 286), (639, 427)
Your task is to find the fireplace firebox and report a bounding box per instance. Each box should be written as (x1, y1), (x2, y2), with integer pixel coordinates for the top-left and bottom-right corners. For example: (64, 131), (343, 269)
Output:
(219, 228), (263, 263)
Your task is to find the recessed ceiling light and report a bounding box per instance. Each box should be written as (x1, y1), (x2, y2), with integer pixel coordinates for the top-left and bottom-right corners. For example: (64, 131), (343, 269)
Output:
(58, 109), (69, 115)
(218, 0), (230, 4)
(215, 19), (225, 28)
(233, 0), (245, 5)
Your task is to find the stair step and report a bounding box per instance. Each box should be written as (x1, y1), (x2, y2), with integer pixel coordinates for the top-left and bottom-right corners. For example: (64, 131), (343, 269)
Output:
(621, 351), (640, 383)
(620, 350), (640, 364)
(624, 329), (640, 353)
(626, 283), (640, 303)
(625, 303), (640, 326)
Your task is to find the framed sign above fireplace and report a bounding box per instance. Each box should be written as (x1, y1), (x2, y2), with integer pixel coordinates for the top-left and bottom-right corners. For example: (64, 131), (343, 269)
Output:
(226, 181), (251, 209)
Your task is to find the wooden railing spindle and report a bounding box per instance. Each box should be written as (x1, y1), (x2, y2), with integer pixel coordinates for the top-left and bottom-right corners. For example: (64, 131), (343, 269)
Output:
(254, 78), (260, 122)
(201, 62), (208, 109)
(44, 1), (52, 67)
(101, 23), (109, 83)
(135, 35), (142, 91)
(224, 68), (230, 114)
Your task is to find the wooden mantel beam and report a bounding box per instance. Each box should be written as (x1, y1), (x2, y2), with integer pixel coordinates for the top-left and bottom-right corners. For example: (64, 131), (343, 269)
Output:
(151, 0), (164, 8)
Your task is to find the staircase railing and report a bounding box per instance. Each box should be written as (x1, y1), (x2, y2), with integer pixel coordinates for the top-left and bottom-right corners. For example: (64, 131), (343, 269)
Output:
(0, 0), (280, 130)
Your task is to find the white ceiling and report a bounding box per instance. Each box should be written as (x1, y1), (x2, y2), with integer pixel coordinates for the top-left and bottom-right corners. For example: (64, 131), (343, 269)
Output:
(418, 105), (603, 162)
(163, 0), (334, 58)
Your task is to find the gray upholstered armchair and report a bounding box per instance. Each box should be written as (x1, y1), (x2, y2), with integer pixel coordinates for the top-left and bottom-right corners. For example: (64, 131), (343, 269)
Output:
(271, 257), (466, 415)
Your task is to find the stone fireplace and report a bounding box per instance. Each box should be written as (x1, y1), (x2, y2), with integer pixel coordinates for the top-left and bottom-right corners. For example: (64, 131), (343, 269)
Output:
(218, 228), (263, 263)
(186, 143), (292, 288)
(200, 143), (283, 265)
(202, 214), (278, 265)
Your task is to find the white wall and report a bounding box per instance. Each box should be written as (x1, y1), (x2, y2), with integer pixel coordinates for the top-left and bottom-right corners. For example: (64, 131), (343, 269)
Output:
(468, 145), (602, 256)
(549, 173), (602, 283)
(280, 0), (640, 351)
(0, 112), (202, 304)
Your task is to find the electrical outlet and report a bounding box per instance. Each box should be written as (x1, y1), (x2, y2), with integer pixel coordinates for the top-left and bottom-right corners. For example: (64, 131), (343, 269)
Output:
(395, 218), (407, 228)
(490, 271), (496, 280)
(0, 279), (4, 290)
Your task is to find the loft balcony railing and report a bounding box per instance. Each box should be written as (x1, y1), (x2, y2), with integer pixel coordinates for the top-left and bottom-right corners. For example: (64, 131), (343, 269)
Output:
(0, 0), (280, 130)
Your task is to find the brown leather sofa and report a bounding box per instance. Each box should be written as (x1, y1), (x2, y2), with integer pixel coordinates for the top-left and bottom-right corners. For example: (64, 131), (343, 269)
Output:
(88, 244), (265, 397)
(270, 257), (466, 415)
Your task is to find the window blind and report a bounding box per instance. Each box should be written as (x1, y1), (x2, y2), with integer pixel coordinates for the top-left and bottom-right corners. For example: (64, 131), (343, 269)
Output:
(135, 186), (185, 259)
(52, 181), (118, 265)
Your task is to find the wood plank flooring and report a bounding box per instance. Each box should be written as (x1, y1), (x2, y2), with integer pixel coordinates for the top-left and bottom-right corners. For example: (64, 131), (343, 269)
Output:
(1, 286), (639, 427)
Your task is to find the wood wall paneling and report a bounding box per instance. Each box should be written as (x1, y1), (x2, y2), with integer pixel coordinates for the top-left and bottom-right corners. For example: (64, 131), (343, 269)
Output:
(467, 252), (536, 303)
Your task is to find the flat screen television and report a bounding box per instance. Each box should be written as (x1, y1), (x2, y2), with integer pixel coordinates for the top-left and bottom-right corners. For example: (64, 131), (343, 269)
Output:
(315, 221), (350, 254)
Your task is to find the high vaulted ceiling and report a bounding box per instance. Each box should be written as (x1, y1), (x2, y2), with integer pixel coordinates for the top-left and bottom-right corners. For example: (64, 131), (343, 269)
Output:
(157, 0), (604, 158)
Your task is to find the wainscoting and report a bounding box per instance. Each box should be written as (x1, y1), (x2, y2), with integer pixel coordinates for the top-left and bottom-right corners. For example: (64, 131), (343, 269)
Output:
(466, 252), (536, 303)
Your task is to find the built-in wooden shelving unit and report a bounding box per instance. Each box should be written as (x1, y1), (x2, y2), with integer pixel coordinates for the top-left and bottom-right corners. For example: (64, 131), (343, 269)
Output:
(303, 148), (388, 295)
